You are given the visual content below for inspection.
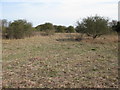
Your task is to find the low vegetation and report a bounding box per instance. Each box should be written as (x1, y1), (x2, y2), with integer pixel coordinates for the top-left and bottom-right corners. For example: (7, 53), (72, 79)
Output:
(2, 33), (118, 88)
(1, 15), (119, 39)
(2, 19), (33, 39)
(1, 15), (119, 88)
(112, 21), (120, 33)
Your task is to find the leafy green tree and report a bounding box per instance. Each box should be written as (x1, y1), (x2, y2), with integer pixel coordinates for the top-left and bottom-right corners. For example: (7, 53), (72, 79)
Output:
(35, 22), (55, 35)
(35, 22), (54, 31)
(36, 23), (68, 33)
(66, 26), (75, 33)
(43, 23), (54, 31)
(75, 21), (86, 33)
(35, 24), (43, 31)
(7, 19), (33, 39)
(76, 15), (109, 39)
(54, 25), (66, 33)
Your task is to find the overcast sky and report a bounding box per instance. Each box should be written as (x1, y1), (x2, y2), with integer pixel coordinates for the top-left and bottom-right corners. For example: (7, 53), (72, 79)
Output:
(0, 0), (119, 27)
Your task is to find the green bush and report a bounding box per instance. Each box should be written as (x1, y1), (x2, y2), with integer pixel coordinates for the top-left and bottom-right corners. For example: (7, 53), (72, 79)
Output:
(35, 23), (54, 31)
(66, 26), (75, 33)
(54, 25), (67, 33)
(35, 22), (55, 35)
(76, 15), (109, 39)
(6, 19), (33, 39)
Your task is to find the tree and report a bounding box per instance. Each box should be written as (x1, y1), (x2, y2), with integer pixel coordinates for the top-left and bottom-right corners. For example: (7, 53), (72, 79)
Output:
(35, 22), (54, 31)
(66, 26), (75, 33)
(108, 20), (118, 34)
(35, 24), (43, 31)
(35, 22), (55, 35)
(54, 25), (66, 33)
(44, 23), (55, 31)
(112, 21), (120, 33)
(7, 19), (33, 39)
(1, 19), (10, 38)
(76, 15), (109, 39)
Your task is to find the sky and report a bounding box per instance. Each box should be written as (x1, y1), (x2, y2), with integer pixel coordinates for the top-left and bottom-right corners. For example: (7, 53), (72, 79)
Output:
(0, 0), (119, 27)
(118, 1), (120, 21)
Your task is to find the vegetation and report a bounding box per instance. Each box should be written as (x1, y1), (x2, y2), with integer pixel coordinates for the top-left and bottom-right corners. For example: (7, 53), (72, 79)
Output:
(2, 33), (118, 88)
(76, 15), (109, 39)
(112, 21), (120, 33)
(66, 26), (75, 33)
(2, 19), (33, 39)
(35, 22), (55, 31)
(35, 23), (75, 33)
(1, 19), (10, 38)
(2, 15), (118, 88)
(1, 15), (118, 39)
(54, 25), (67, 33)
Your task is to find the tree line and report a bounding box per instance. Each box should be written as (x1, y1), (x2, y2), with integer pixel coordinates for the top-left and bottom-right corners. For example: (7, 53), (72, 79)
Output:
(1, 15), (120, 39)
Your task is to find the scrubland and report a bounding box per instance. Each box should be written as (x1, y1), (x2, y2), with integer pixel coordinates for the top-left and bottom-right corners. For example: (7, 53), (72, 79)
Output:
(2, 33), (118, 88)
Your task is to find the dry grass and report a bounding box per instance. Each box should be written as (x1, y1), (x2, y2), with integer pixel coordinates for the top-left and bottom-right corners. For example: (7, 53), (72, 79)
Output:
(2, 33), (118, 88)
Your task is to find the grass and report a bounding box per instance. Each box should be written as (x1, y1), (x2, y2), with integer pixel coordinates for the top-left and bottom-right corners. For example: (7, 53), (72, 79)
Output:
(2, 33), (118, 88)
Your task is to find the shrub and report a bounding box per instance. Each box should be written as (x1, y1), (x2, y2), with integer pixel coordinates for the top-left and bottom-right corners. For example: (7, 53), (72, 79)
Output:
(35, 22), (55, 35)
(54, 25), (67, 33)
(112, 21), (120, 33)
(76, 15), (109, 39)
(6, 19), (33, 39)
(35, 23), (54, 31)
(66, 26), (75, 33)
(1, 19), (10, 39)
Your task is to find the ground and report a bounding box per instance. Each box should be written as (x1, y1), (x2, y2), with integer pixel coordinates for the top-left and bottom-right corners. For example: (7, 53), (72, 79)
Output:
(2, 33), (118, 88)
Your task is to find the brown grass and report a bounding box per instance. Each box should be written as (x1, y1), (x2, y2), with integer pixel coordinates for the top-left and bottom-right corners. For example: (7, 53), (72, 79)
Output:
(2, 33), (118, 88)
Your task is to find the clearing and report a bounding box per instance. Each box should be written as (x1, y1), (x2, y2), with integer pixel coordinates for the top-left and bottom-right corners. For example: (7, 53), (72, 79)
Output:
(2, 33), (118, 88)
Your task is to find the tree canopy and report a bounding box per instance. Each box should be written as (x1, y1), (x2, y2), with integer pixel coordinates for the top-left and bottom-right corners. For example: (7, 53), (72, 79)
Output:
(76, 15), (109, 39)
(6, 19), (33, 39)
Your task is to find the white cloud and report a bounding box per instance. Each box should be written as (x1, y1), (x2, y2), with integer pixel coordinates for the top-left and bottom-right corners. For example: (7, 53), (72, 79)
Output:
(0, 0), (118, 3)
(0, 4), (2, 18)
(1, 0), (119, 26)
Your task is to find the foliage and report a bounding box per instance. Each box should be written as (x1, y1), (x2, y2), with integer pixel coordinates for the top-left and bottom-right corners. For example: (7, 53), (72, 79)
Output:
(75, 21), (86, 33)
(35, 22), (55, 35)
(54, 25), (67, 33)
(1, 19), (10, 38)
(108, 20), (118, 34)
(66, 26), (75, 33)
(112, 21), (120, 33)
(1, 17), (117, 39)
(76, 15), (109, 39)
(6, 19), (33, 39)
(35, 23), (54, 31)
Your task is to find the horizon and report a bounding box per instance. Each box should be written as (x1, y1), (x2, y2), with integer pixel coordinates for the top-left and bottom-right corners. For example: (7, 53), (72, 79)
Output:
(0, 0), (119, 27)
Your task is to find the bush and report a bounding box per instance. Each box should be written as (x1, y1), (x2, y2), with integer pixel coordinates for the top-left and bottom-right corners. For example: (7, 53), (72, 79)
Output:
(6, 19), (33, 39)
(112, 21), (120, 33)
(54, 25), (67, 33)
(76, 15), (109, 39)
(66, 26), (75, 33)
(35, 23), (54, 31)
(1, 19), (10, 39)
(35, 22), (55, 35)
